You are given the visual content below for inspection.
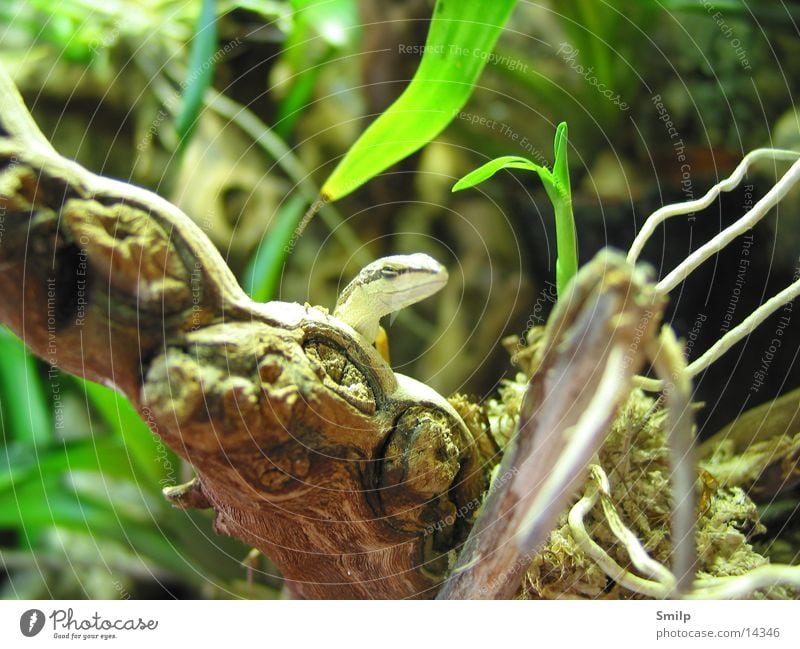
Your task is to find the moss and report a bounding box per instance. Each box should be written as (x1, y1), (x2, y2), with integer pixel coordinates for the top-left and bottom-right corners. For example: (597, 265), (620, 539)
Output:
(480, 330), (797, 599)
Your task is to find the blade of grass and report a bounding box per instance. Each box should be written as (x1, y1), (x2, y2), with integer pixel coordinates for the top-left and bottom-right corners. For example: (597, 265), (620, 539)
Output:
(78, 379), (170, 488)
(0, 327), (52, 447)
(321, 0), (517, 201)
(551, 122), (576, 293)
(242, 192), (308, 302)
(451, 155), (554, 192)
(175, 0), (218, 151)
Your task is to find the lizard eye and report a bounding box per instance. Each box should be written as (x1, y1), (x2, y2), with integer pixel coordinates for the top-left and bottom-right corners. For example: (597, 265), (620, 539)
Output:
(380, 266), (399, 279)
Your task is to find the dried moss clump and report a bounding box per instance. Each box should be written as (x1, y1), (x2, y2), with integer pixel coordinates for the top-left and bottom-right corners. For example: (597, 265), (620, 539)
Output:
(481, 364), (794, 599)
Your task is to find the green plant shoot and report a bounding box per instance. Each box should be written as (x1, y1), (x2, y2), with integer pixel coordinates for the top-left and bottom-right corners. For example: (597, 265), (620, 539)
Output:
(453, 122), (576, 296)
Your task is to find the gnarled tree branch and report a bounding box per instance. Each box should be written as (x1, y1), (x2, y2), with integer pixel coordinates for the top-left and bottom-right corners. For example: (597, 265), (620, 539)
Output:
(0, 67), (490, 599)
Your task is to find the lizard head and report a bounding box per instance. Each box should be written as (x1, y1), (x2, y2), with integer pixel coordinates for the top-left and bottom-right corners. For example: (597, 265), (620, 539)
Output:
(333, 253), (448, 342)
(356, 253), (448, 312)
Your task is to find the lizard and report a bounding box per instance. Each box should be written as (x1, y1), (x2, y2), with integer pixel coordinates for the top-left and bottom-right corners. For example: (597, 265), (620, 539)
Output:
(240, 253), (450, 576)
(332, 253), (448, 363)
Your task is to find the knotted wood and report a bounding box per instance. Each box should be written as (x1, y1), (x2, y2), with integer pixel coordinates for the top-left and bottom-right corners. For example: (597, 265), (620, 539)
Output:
(0, 69), (489, 598)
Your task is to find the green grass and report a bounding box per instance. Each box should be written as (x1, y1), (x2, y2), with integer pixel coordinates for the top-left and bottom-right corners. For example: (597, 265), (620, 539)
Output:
(452, 122), (577, 297)
(0, 327), (258, 598)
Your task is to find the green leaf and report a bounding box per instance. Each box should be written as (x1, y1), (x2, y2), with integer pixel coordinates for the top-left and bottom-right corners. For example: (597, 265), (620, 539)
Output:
(452, 155), (552, 192)
(321, 0), (518, 201)
(0, 327), (52, 447)
(553, 123), (567, 177)
(0, 477), (122, 531)
(243, 192), (308, 302)
(451, 122), (577, 297)
(0, 437), (135, 493)
(79, 379), (173, 489)
(175, 0), (218, 149)
(550, 123), (576, 294)
(0, 478), (211, 584)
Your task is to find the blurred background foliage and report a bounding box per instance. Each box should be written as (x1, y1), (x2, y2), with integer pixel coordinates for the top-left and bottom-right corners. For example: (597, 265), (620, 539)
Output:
(1, 0), (799, 598)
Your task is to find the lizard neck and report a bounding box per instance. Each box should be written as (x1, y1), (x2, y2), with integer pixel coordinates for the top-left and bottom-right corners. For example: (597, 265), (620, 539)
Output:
(333, 285), (385, 343)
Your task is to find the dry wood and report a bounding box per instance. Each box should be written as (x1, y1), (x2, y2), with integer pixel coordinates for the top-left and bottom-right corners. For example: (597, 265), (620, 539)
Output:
(0, 68), (490, 599)
(438, 253), (667, 599)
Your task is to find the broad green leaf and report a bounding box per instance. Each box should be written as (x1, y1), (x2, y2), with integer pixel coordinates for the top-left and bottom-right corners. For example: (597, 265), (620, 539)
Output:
(321, 0), (518, 201)
(175, 0), (218, 149)
(0, 327), (52, 446)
